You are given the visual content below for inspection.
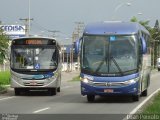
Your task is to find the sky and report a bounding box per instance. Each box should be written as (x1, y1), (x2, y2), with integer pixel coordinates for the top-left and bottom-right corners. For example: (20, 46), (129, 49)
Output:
(0, 0), (160, 42)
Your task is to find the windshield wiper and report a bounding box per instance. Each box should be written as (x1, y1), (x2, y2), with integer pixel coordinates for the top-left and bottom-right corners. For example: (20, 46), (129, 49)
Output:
(110, 56), (124, 76)
(95, 59), (105, 73)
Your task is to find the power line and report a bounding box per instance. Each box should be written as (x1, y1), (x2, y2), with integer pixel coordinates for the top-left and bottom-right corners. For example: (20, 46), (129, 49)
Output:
(48, 30), (60, 38)
(32, 20), (49, 31)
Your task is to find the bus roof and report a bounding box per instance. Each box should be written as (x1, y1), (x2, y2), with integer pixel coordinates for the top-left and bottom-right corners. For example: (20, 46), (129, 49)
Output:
(83, 21), (150, 35)
(12, 36), (56, 41)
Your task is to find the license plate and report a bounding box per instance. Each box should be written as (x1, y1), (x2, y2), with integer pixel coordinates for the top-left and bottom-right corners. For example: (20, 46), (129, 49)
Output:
(30, 81), (37, 85)
(104, 89), (113, 93)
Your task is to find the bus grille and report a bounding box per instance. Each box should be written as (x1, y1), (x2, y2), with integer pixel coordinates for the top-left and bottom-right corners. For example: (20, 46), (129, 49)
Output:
(93, 82), (125, 87)
(24, 82), (44, 86)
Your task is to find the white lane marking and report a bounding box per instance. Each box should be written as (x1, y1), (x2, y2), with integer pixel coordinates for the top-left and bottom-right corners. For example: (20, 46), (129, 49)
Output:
(130, 88), (160, 114)
(0, 96), (15, 101)
(33, 107), (50, 113)
(123, 88), (160, 120)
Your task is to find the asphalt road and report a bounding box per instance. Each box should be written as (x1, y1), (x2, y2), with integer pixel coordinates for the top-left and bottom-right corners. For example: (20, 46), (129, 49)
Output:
(0, 70), (160, 120)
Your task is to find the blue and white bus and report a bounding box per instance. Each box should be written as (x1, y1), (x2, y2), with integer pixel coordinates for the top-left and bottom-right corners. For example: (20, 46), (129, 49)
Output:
(10, 37), (61, 95)
(76, 21), (151, 102)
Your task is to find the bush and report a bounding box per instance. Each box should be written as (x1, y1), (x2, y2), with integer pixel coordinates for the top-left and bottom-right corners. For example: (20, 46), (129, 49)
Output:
(0, 71), (10, 85)
(140, 92), (160, 114)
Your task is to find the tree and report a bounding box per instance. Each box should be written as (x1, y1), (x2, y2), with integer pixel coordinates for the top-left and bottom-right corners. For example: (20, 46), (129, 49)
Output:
(130, 16), (138, 22)
(154, 19), (160, 31)
(130, 16), (151, 31)
(0, 28), (10, 64)
(130, 16), (158, 67)
(151, 20), (160, 67)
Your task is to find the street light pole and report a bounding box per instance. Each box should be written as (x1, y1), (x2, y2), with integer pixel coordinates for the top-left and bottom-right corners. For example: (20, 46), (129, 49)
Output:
(20, 0), (33, 36)
(137, 13), (143, 16)
(112, 2), (131, 20)
(28, 0), (31, 36)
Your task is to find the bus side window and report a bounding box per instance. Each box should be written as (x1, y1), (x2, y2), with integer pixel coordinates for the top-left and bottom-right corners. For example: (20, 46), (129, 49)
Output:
(56, 48), (60, 65)
(51, 49), (58, 66)
(138, 37), (143, 68)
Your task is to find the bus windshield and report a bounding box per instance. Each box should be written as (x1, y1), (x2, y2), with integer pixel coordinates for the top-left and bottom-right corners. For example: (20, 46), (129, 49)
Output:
(81, 35), (138, 76)
(11, 47), (58, 70)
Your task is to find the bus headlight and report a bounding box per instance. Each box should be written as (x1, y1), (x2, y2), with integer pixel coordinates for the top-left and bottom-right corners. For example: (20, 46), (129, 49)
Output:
(124, 77), (139, 85)
(81, 77), (93, 84)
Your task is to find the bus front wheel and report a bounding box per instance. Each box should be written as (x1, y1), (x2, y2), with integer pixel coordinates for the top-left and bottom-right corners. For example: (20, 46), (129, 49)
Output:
(132, 95), (140, 101)
(48, 88), (57, 96)
(87, 95), (95, 102)
(57, 87), (60, 92)
(141, 89), (148, 96)
(14, 88), (21, 96)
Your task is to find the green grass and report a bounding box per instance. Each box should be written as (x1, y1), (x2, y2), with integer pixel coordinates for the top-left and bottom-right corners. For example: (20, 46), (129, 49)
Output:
(0, 71), (10, 85)
(0, 71), (10, 93)
(140, 92), (160, 114)
(70, 76), (80, 82)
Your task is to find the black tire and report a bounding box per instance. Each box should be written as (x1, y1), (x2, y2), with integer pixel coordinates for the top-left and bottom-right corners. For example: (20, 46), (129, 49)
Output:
(132, 95), (140, 101)
(48, 88), (57, 96)
(57, 87), (60, 92)
(142, 77), (149, 97)
(14, 88), (21, 96)
(23, 88), (29, 95)
(87, 95), (95, 102)
(158, 68), (160, 71)
(141, 89), (148, 96)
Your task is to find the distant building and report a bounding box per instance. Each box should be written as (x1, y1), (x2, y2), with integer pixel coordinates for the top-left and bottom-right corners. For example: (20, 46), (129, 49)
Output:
(61, 44), (78, 62)
(61, 44), (79, 71)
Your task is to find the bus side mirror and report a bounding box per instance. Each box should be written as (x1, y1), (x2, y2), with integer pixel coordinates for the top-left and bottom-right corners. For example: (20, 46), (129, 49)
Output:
(141, 37), (147, 54)
(75, 37), (82, 54)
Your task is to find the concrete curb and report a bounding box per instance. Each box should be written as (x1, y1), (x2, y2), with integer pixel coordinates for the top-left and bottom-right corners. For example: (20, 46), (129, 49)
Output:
(0, 88), (7, 94)
(0, 85), (10, 94)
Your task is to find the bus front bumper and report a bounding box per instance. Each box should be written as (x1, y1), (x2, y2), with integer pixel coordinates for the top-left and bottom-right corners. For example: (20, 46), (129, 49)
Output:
(10, 77), (59, 88)
(81, 81), (139, 96)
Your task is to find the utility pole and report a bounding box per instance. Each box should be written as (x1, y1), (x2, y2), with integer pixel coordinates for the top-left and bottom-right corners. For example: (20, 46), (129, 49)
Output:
(74, 22), (85, 38)
(19, 18), (33, 36)
(48, 30), (60, 38)
(70, 32), (78, 71)
(71, 22), (85, 71)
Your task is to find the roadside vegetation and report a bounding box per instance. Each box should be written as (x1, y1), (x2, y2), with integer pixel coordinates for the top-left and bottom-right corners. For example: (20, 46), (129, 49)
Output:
(0, 71), (10, 92)
(139, 92), (160, 114)
(130, 17), (160, 68)
(0, 23), (10, 93)
(0, 71), (10, 85)
(0, 29), (10, 64)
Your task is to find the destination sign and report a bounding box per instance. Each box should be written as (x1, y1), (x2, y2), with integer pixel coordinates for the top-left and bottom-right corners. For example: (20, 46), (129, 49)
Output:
(26, 40), (43, 45)
(12, 38), (56, 45)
